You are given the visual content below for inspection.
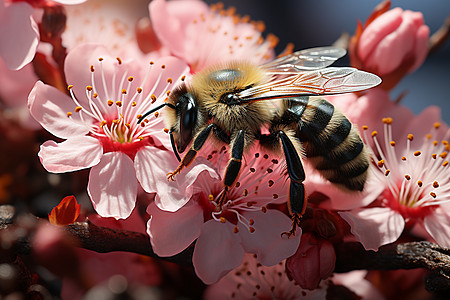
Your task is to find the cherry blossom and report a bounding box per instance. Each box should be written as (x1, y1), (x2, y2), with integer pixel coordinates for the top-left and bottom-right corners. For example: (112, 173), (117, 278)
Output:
(28, 43), (192, 219)
(340, 113), (450, 250)
(149, 0), (277, 72)
(204, 254), (328, 299)
(147, 146), (301, 284)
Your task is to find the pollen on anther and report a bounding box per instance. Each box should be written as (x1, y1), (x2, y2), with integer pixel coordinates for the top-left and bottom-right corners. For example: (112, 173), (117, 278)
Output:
(243, 189), (248, 196)
(98, 57), (104, 62)
(67, 85), (73, 90)
(131, 101), (136, 107)
(249, 219), (254, 225)
(407, 134), (414, 141)
(401, 156), (407, 161)
(161, 64), (166, 69)
(116, 57), (122, 64)
(86, 85), (93, 91)
(100, 120), (107, 127)
(128, 76), (134, 82)
(66, 112), (72, 117)
(377, 159), (385, 168)
(362, 125), (368, 130)
(385, 169), (390, 176)
(107, 100), (114, 106)
(261, 206), (267, 213)
(154, 112), (159, 118)
(208, 194), (214, 201)
(166, 90), (171, 96)
(163, 128), (169, 133)
(149, 61), (154, 65)
(426, 133), (432, 139)
(434, 122), (441, 129)
(138, 136), (144, 141)
(443, 161), (448, 167)
(220, 217), (226, 223)
(433, 141), (439, 146)
(390, 141), (396, 147)
(136, 114), (142, 119)
(121, 89), (127, 95)
(233, 226), (239, 233)
(414, 151), (421, 156)
(116, 101), (122, 107)
(371, 131), (378, 137)
(404, 175), (411, 180)
(417, 180), (423, 187)
(137, 87), (143, 94)
(432, 154), (437, 159)
(440, 151), (448, 159)
(93, 93), (98, 98)
(382, 117), (392, 124)
(90, 65), (95, 72)
(140, 122), (145, 127)
(433, 181), (439, 188)
(151, 94), (157, 103)
(75, 106), (82, 112)
(167, 78), (173, 84)
(430, 192), (437, 198)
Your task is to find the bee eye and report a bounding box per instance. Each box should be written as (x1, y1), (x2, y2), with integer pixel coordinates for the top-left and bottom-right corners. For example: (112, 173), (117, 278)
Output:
(176, 92), (198, 153)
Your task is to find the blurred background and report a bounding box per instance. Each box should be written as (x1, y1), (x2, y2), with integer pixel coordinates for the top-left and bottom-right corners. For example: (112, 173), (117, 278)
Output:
(204, 0), (450, 124)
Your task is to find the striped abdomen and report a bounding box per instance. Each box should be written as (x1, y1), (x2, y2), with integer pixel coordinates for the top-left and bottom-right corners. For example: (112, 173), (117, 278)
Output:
(299, 98), (369, 191)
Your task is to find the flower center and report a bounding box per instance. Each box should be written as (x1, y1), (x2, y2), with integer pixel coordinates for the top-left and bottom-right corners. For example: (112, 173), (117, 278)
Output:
(66, 57), (178, 159)
(197, 147), (287, 234)
(363, 118), (449, 221)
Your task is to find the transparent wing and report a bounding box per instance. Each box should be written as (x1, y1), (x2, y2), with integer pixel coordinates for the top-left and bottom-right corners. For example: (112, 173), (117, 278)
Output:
(238, 67), (382, 101)
(263, 46), (347, 72)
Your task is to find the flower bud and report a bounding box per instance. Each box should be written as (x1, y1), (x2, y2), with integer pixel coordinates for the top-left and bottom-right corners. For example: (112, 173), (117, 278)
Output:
(349, 1), (429, 90)
(286, 233), (336, 290)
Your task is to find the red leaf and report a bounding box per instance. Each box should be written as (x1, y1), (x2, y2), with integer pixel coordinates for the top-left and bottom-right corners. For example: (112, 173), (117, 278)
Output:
(48, 196), (81, 226)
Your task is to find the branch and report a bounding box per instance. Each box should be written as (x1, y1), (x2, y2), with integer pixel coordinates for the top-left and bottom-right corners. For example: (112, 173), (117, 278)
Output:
(334, 241), (450, 294)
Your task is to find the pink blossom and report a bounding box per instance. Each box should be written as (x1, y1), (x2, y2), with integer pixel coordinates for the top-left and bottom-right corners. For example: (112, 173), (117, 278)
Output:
(339, 111), (450, 250)
(204, 254), (328, 299)
(28, 43), (193, 219)
(147, 146), (301, 284)
(286, 233), (336, 290)
(332, 271), (385, 300)
(350, 3), (429, 89)
(0, 0), (39, 70)
(149, 0), (277, 72)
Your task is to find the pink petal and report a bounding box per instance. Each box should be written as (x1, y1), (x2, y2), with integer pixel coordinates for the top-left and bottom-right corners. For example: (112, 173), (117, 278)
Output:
(136, 149), (219, 211)
(28, 81), (93, 139)
(366, 12), (416, 74)
(239, 210), (301, 266)
(149, 0), (209, 58)
(146, 201), (203, 256)
(423, 207), (450, 248)
(193, 220), (244, 284)
(53, 0), (87, 4)
(38, 136), (102, 173)
(339, 207), (405, 250)
(358, 8), (403, 61)
(410, 24), (430, 73)
(0, 0), (39, 70)
(88, 152), (138, 219)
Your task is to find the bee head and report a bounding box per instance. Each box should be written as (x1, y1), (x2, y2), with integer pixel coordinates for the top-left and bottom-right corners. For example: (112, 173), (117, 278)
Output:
(168, 84), (199, 153)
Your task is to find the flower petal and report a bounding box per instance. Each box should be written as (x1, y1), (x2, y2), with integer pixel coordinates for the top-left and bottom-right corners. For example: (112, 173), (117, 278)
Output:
(0, 1), (39, 70)
(88, 152), (138, 219)
(239, 210), (301, 266)
(38, 136), (102, 173)
(28, 81), (92, 139)
(149, 0), (209, 58)
(193, 220), (244, 284)
(423, 207), (450, 248)
(136, 149), (219, 211)
(146, 201), (203, 256)
(339, 207), (405, 250)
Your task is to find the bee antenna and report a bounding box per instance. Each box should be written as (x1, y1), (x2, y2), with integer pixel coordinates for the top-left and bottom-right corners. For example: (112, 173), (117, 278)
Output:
(169, 131), (182, 162)
(137, 102), (176, 124)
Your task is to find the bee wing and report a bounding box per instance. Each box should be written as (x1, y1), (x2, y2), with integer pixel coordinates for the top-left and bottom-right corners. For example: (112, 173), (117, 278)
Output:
(263, 46), (347, 71)
(238, 67), (382, 101)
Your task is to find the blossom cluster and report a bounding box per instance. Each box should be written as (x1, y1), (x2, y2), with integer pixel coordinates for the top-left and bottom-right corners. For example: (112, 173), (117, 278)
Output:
(1, 0), (448, 299)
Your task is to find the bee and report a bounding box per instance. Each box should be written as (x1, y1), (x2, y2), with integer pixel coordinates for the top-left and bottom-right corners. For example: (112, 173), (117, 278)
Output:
(139, 47), (381, 236)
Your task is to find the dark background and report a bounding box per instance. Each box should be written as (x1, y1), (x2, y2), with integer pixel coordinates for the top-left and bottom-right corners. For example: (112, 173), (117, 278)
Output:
(204, 0), (450, 124)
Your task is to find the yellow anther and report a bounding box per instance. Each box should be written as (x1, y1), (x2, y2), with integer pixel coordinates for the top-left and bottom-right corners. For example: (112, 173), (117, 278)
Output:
(167, 78), (173, 84)
(137, 87), (143, 93)
(417, 181), (423, 187)
(377, 160), (385, 168)
(233, 226), (239, 233)
(433, 181), (439, 188)
(86, 85), (93, 91)
(407, 134), (414, 141)
(116, 101), (122, 107)
(382, 117), (392, 124)
(107, 100), (114, 106)
(434, 122), (441, 129)
(208, 194), (214, 201)
(249, 227), (255, 233)
(98, 57), (104, 61)
(131, 101), (136, 107)
(116, 57), (122, 64)
(430, 192), (437, 198)
(414, 151), (421, 156)
(90, 65), (95, 72)
(128, 76), (134, 82)
(220, 217), (226, 223)
(390, 141), (396, 146)
(121, 89), (127, 94)
(404, 174), (411, 180)
(371, 131), (378, 137)
(67, 85), (73, 90)
(385, 169), (390, 176)
(67, 112), (72, 117)
(75, 106), (82, 112)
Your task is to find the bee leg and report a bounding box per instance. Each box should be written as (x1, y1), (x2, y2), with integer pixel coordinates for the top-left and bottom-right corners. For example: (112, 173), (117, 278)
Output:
(217, 130), (245, 207)
(278, 130), (307, 238)
(167, 123), (215, 181)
